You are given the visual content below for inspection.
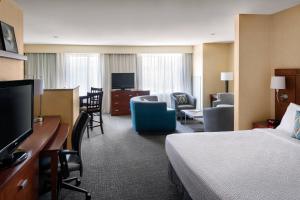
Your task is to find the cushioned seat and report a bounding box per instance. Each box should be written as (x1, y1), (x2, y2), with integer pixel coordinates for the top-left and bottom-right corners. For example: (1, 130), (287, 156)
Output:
(40, 153), (81, 174)
(177, 105), (195, 109)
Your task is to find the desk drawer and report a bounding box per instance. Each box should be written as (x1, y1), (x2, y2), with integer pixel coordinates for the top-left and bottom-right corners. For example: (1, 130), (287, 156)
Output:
(1, 159), (38, 200)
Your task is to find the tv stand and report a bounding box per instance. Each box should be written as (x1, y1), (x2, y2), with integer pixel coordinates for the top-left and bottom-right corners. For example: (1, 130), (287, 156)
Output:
(0, 150), (28, 169)
(111, 90), (150, 116)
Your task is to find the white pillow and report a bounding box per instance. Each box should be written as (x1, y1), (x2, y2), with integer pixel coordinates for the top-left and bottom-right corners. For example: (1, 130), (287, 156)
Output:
(276, 103), (300, 134)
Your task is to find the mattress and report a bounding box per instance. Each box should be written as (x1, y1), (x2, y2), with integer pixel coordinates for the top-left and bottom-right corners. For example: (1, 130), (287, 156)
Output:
(165, 129), (300, 200)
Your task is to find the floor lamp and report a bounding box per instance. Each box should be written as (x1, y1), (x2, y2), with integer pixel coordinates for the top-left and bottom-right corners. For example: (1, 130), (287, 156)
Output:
(34, 79), (44, 123)
(221, 72), (233, 93)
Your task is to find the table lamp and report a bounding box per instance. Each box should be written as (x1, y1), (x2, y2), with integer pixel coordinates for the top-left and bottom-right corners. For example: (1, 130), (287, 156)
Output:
(221, 72), (233, 93)
(34, 79), (44, 123)
(270, 76), (287, 102)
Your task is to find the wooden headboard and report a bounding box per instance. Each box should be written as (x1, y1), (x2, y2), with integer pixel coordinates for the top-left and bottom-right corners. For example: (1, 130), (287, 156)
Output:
(275, 69), (300, 120)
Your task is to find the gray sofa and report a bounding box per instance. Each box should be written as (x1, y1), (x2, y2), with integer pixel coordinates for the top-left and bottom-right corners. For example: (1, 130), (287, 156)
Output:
(170, 92), (197, 118)
(203, 105), (234, 132)
(213, 93), (234, 107)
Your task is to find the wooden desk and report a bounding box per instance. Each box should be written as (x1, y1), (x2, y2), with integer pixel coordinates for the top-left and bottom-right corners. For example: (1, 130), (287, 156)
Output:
(0, 117), (69, 200)
(42, 123), (69, 200)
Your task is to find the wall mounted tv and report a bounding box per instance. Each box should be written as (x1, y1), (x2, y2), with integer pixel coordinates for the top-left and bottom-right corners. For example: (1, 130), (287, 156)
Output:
(0, 80), (34, 168)
(112, 73), (135, 90)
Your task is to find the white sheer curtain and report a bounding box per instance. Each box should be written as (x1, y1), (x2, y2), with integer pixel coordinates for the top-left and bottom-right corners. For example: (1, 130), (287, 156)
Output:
(25, 53), (192, 112)
(61, 53), (104, 96)
(24, 53), (57, 88)
(137, 53), (192, 105)
(102, 54), (137, 113)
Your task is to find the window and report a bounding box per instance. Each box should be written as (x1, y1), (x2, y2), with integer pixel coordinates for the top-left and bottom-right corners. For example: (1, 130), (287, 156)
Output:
(64, 53), (103, 96)
(138, 53), (192, 105)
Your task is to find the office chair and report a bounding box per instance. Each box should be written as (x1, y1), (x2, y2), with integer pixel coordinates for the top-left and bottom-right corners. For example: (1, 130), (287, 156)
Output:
(39, 112), (91, 200)
(58, 111), (91, 200)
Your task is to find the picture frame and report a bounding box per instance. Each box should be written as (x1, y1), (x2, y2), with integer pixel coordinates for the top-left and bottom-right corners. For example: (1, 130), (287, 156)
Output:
(0, 21), (18, 53)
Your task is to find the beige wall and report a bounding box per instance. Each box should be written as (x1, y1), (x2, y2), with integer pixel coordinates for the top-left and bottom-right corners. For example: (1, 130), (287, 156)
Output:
(0, 0), (24, 80)
(202, 42), (234, 107)
(235, 15), (271, 130)
(270, 4), (300, 117)
(235, 4), (300, 130)
(24, 44), (193, 54)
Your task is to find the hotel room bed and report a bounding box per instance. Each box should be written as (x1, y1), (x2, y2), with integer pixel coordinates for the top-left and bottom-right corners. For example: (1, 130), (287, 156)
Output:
(166, 128), (300, 200)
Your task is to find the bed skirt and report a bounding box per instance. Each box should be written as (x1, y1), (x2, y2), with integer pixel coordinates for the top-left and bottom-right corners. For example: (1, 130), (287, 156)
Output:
(168, 162), (193, 200)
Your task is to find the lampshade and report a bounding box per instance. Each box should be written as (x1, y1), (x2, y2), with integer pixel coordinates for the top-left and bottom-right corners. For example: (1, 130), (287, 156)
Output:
(270, 76), (285, 90)
(221, 72), (233, 81)
(34, 79), (44, 96)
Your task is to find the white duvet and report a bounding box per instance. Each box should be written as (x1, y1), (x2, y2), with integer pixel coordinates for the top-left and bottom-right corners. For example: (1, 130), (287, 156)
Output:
(165, 129), (300, 200)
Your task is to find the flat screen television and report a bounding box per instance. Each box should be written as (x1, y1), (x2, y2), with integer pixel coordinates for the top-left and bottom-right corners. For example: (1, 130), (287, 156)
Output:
(0, 80), (34, 167)
(112, 73), (135, 90)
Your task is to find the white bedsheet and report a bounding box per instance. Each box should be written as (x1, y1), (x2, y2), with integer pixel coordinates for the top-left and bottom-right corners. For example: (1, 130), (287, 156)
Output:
(165, 129), (300, 200)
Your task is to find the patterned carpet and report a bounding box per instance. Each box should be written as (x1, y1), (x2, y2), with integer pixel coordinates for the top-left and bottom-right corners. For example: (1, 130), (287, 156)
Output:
(40, 115), (188, 200)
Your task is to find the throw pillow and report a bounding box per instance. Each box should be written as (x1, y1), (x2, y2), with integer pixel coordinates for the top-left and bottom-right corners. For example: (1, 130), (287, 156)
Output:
(294, 111), (300, 139)
(176, 94), (188, 105)
(277, 103), (300, 135)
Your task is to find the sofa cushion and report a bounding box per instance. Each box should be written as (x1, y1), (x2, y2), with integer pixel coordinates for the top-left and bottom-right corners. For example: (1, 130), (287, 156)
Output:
(177, 104), (194, 110)
(176, 94), (188, 105)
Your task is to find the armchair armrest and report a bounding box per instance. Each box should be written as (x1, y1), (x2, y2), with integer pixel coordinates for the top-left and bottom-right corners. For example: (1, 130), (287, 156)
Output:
(170, 95), (178, 109)
(186, 94), (197, 107)
(212, 100), (221, 107)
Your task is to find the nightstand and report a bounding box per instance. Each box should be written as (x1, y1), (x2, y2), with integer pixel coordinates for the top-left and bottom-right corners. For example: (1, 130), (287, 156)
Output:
(253, 121), (275, 129)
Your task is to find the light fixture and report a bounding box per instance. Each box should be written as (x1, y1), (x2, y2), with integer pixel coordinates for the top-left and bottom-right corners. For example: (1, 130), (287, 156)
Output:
(270, 76), (287, 102)
(34, 79), (44, 123)
(221, 72), (233, 93)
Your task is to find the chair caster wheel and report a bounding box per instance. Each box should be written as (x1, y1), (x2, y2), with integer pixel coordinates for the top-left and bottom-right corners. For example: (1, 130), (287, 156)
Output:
(76, 179), (81, 186)
(86, 193), (91, 200)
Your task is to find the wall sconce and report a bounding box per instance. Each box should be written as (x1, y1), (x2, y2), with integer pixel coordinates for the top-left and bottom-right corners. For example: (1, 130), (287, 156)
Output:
(270, 76), (288, 102)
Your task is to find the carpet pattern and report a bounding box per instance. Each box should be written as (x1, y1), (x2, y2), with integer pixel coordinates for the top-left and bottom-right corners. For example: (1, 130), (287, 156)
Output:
(41, 115), (185, 200)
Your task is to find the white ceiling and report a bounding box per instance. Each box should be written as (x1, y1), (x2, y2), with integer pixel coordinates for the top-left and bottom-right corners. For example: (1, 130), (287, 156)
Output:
(15, 0), (300, 45)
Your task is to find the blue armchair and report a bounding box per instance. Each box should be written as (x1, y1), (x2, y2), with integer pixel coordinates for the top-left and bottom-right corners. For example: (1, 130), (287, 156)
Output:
(130, 95), (176, 133)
